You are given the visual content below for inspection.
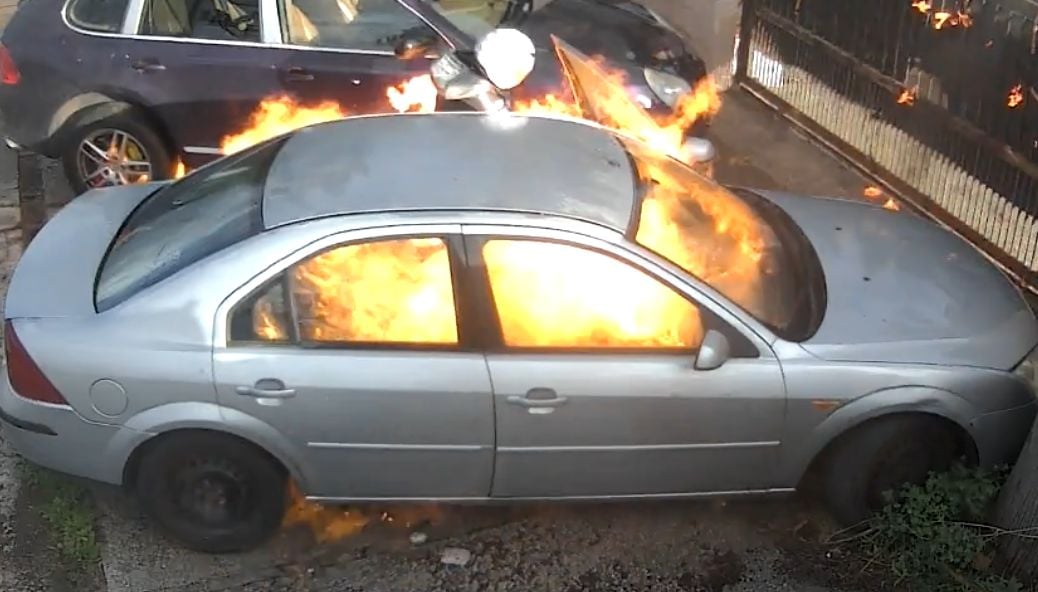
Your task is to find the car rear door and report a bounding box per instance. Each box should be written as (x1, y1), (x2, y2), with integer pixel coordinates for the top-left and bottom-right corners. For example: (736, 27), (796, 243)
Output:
(271, 0), (443, 113)
(212, 225), (495, 500)
(462, 226), (788, 498)
(119, 0), (289, 160)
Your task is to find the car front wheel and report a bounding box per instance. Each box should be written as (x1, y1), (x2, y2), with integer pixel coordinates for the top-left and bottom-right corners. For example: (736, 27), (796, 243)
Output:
(820, 415), (961, 525)
(135, 432), (287, 553)
(61, 111), (172, 195)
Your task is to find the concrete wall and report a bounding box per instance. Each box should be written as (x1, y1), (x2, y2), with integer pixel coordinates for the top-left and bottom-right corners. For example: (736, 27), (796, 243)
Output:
(637, 0), (742, 89)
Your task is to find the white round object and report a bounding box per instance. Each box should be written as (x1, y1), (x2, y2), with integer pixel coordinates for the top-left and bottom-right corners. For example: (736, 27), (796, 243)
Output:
(475, 28), (536, 90)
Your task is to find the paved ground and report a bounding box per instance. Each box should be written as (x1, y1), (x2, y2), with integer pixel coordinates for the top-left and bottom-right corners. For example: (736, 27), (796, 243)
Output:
(0, 85), (881, 592)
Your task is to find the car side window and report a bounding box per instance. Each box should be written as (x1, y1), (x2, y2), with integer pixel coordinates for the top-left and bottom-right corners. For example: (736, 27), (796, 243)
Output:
(481, 239), (705, 350)
(278, 0), (432, 51)
(230, 237), (460, 346)
(140, 0), (261, 42)
(66, 0), (131, 32)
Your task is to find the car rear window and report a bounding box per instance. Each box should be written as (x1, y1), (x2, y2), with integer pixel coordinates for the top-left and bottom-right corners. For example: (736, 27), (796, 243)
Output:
(95, 138), (288, 312)
(66, 0), (130, 33)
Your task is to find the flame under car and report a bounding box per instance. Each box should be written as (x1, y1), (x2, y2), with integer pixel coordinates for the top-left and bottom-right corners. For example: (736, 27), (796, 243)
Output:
(1, 112), (1036, 553)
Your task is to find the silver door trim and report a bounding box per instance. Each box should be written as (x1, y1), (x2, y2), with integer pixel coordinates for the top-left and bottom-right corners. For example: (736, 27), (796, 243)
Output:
(259, 0), (282, 44)
(497, 441), (781, 453)
(65, 0), (431, 57)
(183, 145), (223, 155)
(306, 487), (799, 503)
(308, 442), (488, 451)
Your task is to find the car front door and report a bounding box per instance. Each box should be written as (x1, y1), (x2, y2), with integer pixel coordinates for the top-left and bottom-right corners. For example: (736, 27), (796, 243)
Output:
(463, 227), (787, 498)
(121, 0), (289, 161)
(213, 226), (495, 500)
(272, 0), (443, 114)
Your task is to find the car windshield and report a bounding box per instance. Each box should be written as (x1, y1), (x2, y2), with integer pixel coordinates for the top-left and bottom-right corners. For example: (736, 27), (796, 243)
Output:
(95, 138), (288, 312)
(622, 138), (820, 339)
(424, 0), (514, 37)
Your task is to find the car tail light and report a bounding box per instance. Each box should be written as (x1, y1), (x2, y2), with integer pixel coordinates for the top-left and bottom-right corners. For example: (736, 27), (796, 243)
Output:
(4, 320), (68, 406)
(0, 43), (20, 85)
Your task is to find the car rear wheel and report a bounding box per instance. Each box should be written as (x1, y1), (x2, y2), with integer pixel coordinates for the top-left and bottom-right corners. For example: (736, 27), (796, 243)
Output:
(819, 415), (960, 526)
(61, 112), (172, 195)
(135, 432), (287, 553)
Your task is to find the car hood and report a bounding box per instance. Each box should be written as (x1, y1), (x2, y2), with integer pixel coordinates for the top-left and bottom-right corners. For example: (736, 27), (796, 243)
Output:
(755, 190), (1038, 369)
(514, 0), (705, 93)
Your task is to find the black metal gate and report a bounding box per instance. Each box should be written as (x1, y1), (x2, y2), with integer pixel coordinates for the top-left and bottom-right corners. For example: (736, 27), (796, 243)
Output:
(735, 0), (1038, 292)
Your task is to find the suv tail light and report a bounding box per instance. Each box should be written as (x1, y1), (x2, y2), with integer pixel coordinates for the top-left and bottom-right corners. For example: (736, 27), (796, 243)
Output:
(4, 320), (68, 406)
(0, 43), (20, 85)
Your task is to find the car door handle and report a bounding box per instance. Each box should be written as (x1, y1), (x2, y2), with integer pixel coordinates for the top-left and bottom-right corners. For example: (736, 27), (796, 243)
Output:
(283, 67), (314, 81)
(506, 389), (568, 408)
(236, 379), (296, 399)
(130, 60), (166, 73)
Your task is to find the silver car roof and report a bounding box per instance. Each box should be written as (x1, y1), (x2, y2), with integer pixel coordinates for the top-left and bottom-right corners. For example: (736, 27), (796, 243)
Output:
(261, 112), (637, 231)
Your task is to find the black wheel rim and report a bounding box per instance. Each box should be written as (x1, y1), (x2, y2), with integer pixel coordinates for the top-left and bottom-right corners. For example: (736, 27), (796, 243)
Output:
(167, 457), (255, 531)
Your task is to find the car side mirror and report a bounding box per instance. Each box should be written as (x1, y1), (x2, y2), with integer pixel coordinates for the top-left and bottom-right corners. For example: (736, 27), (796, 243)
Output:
(394, 35), (437, 60)
(694, 329), (730, 371)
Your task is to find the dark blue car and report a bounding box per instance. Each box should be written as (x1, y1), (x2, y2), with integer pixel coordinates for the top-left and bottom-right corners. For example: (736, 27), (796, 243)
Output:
(0, 0), (707, 193)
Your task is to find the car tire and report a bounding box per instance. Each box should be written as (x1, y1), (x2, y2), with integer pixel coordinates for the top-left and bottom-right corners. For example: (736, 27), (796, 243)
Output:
(819, 415), (959, 526)
(60, 111), (172, 195)
(134, 432), (288, 554)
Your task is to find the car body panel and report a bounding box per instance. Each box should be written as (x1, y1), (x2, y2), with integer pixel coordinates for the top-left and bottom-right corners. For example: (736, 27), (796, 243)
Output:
(116, 38), (289, 153)
(0, 0), (135, 152)
(262, 113), (637, 229)
(210, 223), (496, 498)
(0, 368), (145, 485)
(4, 182), (158, 319)
(460, 222), (788, 495)
(756, 190), (1038, 369)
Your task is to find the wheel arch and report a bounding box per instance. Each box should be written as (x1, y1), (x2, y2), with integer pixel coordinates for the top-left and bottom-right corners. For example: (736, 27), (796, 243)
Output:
(790, 387), (981, 490)
(119, 403), (313, 494)
(47, 92), (178, 156)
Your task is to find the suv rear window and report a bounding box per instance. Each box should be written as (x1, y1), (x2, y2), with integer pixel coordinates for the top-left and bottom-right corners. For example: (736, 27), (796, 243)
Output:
(66, 0), (130, 33)
(95, 138), (287, 312)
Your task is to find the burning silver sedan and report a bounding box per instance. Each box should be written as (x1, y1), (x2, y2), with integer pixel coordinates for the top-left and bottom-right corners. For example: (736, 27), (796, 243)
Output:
(1, 109), (1035, 553)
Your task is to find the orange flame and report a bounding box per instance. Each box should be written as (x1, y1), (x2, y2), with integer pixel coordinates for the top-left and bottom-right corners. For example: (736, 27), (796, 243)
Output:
(219, 60), (719, 174)
(511, 54), (721, 165)
(897, 88), (917, 105)
(911, 0), (932, 13)
(172, 159), (187, 179)
(387, 74), (439, 113)
(220, 95), (349, 155)
(282, 483), (445, 544)
(932, 10), (971, 29)
(1008, 84), (1024, 108)
(863, 185), (901, 211)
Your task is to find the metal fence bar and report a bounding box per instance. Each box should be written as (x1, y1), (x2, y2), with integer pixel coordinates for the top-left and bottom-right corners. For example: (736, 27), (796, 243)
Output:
(736, 0), (1038, 293)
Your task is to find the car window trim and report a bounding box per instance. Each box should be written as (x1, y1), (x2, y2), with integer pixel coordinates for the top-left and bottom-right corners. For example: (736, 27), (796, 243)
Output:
(217, 223), (477, 352)
(59, 0), (452, 57)
(459, 224), (768, 358)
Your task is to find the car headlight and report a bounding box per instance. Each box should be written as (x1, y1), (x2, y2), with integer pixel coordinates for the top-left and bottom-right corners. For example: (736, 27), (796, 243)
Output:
(1013, 346), (1038, 394)
(643, 68), (691, 108)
